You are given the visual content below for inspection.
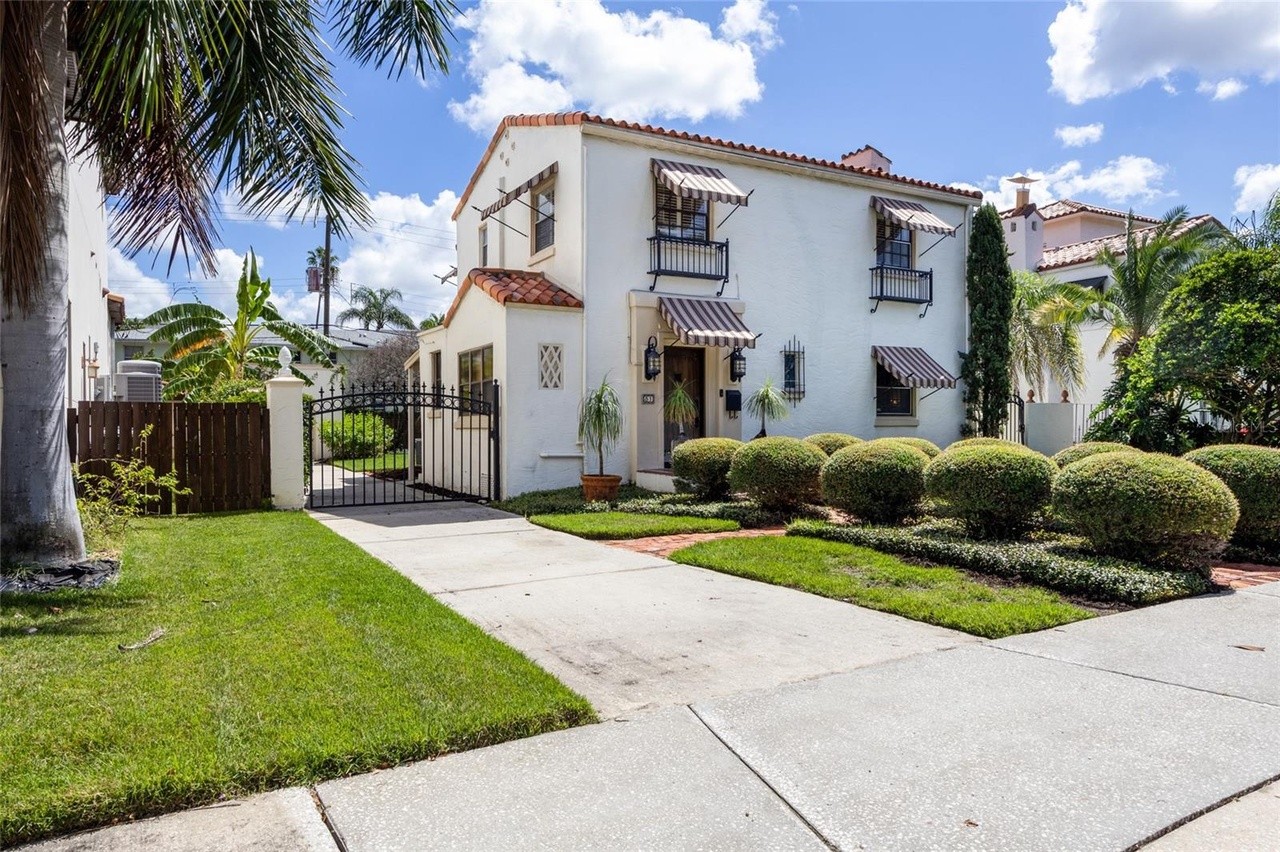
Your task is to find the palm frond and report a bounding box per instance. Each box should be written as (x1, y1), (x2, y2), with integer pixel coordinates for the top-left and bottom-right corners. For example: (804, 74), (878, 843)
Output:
(328, 0), (458, 78)
(260, 320), (337, 365)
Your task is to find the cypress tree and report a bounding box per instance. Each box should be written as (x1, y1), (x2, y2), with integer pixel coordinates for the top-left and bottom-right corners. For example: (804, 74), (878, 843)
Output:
(961, 203), (1015, 436)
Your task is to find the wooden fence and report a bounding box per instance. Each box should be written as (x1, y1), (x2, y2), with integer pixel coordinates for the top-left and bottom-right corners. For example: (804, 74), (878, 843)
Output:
(67, 401), (271, 514)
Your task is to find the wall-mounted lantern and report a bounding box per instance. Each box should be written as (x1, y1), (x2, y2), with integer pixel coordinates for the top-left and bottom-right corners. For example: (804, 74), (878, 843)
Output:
(729, 347), (747, 383)
(644, 335), (663, 380)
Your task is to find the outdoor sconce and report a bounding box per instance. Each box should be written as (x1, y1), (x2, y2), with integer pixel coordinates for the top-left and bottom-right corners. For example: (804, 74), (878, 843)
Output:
(729, 347), (747, 383)
(644, 336), (663, 380)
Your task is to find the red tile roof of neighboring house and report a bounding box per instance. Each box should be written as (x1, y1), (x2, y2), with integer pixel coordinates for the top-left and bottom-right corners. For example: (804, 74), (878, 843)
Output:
(1036, 214), (1220, 271)
(442, 268), (583, 328)
(453, 113), (982, 220)
(1033, 199), (1161, 224)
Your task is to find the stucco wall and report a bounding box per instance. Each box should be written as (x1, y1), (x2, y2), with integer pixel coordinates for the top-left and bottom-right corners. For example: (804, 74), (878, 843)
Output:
(66, 148), (112, 404)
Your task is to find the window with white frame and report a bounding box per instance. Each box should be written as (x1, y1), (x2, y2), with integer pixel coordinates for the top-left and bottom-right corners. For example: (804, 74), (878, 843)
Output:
(875, 364), (915, 416)
(875, 216), (913, 269)
(538, 344), (563, 389)
(532, 183), (555, 253)
(479, 224), (489, 266)
(655, 181), (710, 241)
(458, 345), (493, 410)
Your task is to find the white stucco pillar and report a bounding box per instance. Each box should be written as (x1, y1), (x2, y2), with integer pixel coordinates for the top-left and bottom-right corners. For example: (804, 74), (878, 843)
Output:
(1025, 402), (1077, 457)
(265, 352), (306, 510)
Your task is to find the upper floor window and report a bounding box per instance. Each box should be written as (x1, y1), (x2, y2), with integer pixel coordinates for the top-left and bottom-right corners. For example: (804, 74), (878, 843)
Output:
(533, 183), (555, 254)
(479, 224), (489, 266)
(655, 181), (710, 241)
(876, 217), (913, 269)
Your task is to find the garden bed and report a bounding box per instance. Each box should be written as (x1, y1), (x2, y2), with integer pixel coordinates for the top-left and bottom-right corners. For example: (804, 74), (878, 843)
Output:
(529, 512), (739, 540)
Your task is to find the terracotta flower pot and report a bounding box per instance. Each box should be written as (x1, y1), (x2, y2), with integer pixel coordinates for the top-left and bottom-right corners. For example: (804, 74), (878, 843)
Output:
(581, 474), (622, 502)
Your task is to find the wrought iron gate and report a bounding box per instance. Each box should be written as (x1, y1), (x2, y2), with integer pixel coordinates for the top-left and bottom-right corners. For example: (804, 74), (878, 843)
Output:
(306, 382), (500, 509)
(1003, 395), (1026, 444)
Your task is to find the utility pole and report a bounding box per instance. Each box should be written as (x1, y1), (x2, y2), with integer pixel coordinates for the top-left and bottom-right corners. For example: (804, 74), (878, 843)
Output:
(322, 217), (332, 336)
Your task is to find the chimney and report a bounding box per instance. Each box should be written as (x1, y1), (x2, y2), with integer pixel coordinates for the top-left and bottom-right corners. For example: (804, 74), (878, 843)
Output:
(841, 145), (892, 173)
(1010, 175), (1036, 210)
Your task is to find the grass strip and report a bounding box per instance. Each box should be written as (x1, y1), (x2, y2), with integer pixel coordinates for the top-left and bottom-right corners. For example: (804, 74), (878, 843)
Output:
(529, 511), (739, 539)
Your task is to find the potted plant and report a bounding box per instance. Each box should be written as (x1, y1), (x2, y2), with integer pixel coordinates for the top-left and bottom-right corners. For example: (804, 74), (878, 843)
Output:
(664, 379), (699, 461)
(745, 376), (789, 439)
(578, 374), (624, 501)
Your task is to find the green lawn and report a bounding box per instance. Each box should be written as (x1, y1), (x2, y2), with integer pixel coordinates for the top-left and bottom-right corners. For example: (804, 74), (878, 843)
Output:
(669, 536), (1094, 638)
(0, 513), (594, 845)
(331, 450), (407, 472)
(530, 511), (739, 539)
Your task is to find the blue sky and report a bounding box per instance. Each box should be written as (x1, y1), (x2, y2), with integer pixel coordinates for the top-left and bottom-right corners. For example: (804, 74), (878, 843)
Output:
(109, 0), (1280, 326)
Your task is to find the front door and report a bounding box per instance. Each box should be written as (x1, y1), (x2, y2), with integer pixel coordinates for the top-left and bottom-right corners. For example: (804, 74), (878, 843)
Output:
(663, 347), (705, 465)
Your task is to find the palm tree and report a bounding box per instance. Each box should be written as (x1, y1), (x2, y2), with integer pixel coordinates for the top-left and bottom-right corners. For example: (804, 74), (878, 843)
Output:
(338, 285), (416, 330)
(1084, 207), (1218, 363)
(144, 251), (335, 398)
(419, 312), (445, 331)
(745, 377), (790, 439)
(0, 1), (456, 568)
(1009, 270), (1090, 399)
(307, 246), (341, 287)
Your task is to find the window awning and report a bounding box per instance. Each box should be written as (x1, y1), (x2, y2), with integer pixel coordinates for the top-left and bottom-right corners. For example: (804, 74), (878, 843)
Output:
(870, 196), (957, 236)
(659, 296), (756, 349)
(651, 159), (749, 206)
(872, 345), (956, 388)
(481, 162), (558, 220)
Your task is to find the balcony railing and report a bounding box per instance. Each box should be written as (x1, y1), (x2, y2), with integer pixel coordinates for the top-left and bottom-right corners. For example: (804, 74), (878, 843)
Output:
(869, 265), (933, 317)
(648, 235), (729, 288)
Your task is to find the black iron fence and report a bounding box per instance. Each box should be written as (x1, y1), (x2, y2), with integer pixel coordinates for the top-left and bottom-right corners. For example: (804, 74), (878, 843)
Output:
(306, 381), (500, 509)
(648, 235), (729, 282)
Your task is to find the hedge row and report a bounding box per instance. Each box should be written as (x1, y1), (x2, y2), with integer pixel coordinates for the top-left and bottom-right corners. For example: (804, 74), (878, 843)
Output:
(602, 495), (791, 528)
(787, 519), (1213, 604)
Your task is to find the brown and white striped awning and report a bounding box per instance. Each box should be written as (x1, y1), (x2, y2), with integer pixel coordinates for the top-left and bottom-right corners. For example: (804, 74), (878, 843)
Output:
(659, 296), (757, 349)
(872, 345), (956, 388)
(651, 159), (749, 206)
(481, 162), (558, 219)
(870, 196), (957, 236)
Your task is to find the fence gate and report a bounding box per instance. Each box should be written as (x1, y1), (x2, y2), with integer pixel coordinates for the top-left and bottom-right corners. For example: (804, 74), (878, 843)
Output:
(1003, 395), (1027, 444)
(306, 382), (500, 509)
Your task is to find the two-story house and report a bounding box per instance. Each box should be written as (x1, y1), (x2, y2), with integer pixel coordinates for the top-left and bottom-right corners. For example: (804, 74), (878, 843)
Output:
(417, 113), (981, 498)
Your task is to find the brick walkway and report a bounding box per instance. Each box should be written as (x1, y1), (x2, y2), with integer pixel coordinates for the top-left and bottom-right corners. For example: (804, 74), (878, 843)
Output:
(1210, 562), (1280, 589)
(603, 526), (786, 557)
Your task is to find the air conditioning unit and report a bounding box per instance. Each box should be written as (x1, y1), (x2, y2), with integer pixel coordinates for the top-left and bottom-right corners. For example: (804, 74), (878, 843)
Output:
(111, 359), (162, 402)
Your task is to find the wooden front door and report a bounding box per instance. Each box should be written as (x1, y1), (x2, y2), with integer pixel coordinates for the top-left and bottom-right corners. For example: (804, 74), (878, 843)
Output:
(663, 347), (705, 465)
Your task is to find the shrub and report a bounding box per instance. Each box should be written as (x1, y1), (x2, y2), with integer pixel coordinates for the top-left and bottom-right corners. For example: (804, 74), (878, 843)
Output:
(821, 442), (929, 524)
(803, 433), (861, 455)
(788, 520), (1213, 604)
(944, 437), (1024, 452)
(925, 445), (1056, 538)
(878, 436), (941, 458)
(729, 437), (827, 511)
(1052, 441), (1141, 468)
(672, 438), (743, 499)
(1183, 445), (1280, 548)
(74, 426), (190, 553)
(1052, 452), (1239, 572)
(186, 378), (266, 404)
(320, 412), (394, 460)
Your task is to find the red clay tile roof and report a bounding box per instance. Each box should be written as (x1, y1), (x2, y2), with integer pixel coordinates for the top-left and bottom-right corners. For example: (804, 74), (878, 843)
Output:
(1037, 214), (1220, 271)
(1034, 199), (1161, 224)
(442, 268), (583, 327)
(453, 113), (981, 220)
(1000, 203), (1039, 220)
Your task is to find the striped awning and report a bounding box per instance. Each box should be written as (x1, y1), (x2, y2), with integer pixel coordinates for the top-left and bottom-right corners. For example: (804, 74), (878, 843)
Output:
(659, 297), (757, 349)
(651, 159), (749, 206)
(870, 196), (957, 236)
(872, 345), (956, 389)
(481, 162), (558, 219)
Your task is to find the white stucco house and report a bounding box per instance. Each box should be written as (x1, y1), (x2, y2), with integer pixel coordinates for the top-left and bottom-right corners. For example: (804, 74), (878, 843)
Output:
(65, 145), (123, 405)
(1000, 183), (1221, 408)
(416, 112), (983, 498)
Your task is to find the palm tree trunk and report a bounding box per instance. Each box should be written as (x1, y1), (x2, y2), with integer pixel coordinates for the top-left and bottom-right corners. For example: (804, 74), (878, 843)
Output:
(1, 4), (86, 567)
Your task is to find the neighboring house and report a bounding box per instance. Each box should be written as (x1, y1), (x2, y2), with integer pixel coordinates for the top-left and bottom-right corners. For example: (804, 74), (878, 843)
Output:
(113, 325), (410, 393)
(1001, 184), (1221, 407)
(66, 143), (123, 405)
(416, 113), (981, 498)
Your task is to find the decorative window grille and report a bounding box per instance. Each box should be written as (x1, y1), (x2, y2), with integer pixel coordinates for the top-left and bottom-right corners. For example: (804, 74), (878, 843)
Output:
(782, 336), (805, 401)
(538, 344), (563, 389)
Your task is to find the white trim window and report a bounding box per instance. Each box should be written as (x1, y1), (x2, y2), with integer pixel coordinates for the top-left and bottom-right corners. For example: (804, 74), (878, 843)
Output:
(655, 181), (710, 241)
(875, 363), (915, 417)
(875, 216), (913, 269)
(532, 183), (555, 253)
(458, 345), (494, 409)
(479, 223), (489, 266)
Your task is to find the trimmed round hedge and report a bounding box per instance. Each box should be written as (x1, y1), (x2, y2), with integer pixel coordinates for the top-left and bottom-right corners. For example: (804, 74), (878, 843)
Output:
(1053, 452), (1239, 572)
(878, 436), (941, 458)
(1052, 441), (1140, 468)
(729, 436), (826, 511)
(944, 437), (1025, 452)
(1184, 445), (1280, 548)
(671, 437), (743, 499)
(821, 441), (929, 524)
(803, 433), (862, 455)
(924, 444), (1056, 539)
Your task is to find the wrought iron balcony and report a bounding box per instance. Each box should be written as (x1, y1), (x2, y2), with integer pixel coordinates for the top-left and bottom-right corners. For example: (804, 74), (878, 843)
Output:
(648, 235), (729, 290)
(869, 265), (933, 317)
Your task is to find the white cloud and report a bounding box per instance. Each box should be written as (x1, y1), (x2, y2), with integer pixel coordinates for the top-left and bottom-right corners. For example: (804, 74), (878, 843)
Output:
(1054, 123), (1105, 147)
(956, 156), (1172, 211)
(1233, 163), (1280, 215)
(448, 0), (778, 133)
(1196, 77), (1247, 100)
(1047, 0), (1280, 104)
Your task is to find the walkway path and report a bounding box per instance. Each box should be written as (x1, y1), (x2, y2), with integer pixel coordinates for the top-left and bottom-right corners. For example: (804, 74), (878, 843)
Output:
(23, 504), (1280, 851)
